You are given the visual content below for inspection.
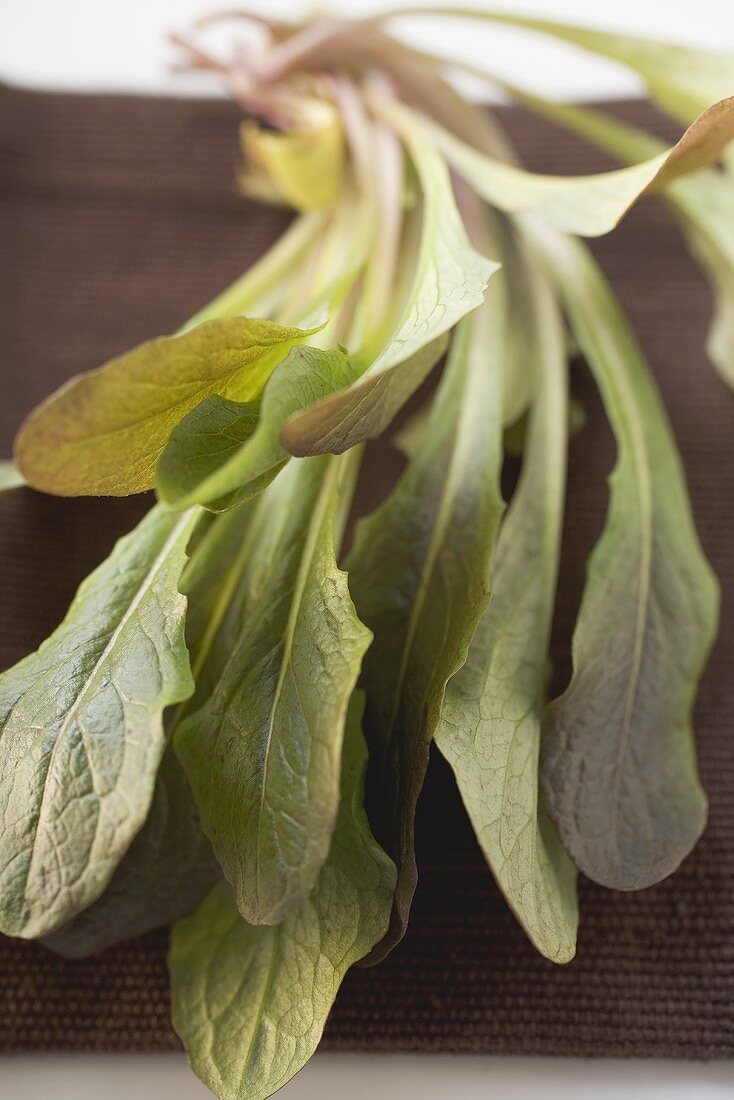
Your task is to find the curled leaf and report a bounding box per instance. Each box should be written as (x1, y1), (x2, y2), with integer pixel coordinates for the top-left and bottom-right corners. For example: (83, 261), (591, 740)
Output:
(501, 93), (734, 389)
(378, 96), (734, 237)
(241, 97), (345, 210)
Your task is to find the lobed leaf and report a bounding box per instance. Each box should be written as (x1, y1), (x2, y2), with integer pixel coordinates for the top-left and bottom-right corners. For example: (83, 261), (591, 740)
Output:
(347, 287), (506, 959)
(0, 504), (197, 937)
(434, 249), (577, 962)
(281, 112), (497, 456)
(175, 455), (371, 925)
(15, 317), (320, 497)
(169, 694), (396, 1100)
(529, 225), (719, 891)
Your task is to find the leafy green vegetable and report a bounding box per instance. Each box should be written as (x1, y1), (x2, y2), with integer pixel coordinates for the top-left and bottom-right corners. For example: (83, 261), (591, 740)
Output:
(281, 112), (497, 456)
(0, 504), (197, 937)
(383, 7), (734, 124)
(15, 317), (321, 496)
(490, 91), (734, 389)
(477, 10), (734, 124)
(3, 10), (730, 1096)
(158, 346), (361, 511)
(185, 212), (329, 331)
(43, 748), (218, 958)
(529, 225), (719, 890)
(240, 96), (345, 210)
(395, 97), (734, 237)
(347, 288), (506, 958)
(176, 454), (371, 925)
(434, 246), (577, 962)
(43, 503), (260, 959)
(169, 693), (396, 1100)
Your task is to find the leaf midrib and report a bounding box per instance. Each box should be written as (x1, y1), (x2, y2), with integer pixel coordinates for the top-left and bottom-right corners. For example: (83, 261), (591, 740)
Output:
(254, 460), (341, 911)
(21, 506), (197, 919)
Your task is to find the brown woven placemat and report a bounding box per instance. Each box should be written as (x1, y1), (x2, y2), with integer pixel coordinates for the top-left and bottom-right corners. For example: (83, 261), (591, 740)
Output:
(0, 85), (732, 1058)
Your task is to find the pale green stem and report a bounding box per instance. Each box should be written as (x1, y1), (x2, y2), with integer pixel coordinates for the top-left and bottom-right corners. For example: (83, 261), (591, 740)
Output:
(181, 209), (329, 331)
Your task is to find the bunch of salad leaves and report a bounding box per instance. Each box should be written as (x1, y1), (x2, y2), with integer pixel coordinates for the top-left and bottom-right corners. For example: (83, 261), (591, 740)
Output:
(2, 8), (733, 1098)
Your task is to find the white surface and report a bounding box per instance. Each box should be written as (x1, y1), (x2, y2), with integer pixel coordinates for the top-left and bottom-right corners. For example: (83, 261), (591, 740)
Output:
(1, 2), (733, 1098)
(4, 1053), (734, 1100)
(0, 0), (733, 101)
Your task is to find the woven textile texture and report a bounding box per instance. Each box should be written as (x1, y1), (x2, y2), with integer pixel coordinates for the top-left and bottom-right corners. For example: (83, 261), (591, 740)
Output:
(0, 85), (732, 1057)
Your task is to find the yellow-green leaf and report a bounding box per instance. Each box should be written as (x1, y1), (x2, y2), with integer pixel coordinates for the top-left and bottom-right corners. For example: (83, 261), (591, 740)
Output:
(377, 96), (734, 238)
(241, 99), (345, 210)
(15, 317), (320, 497)
(281, 109), (497, 456)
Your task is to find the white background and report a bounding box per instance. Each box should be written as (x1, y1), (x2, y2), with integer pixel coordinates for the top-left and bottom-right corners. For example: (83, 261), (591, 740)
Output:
(2, 1), (734, 1098)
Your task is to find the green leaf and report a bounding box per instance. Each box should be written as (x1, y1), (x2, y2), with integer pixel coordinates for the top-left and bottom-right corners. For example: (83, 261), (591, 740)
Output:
(169, 693), (396, 1100)
(176, 455), (371, 925)
(0, 504), (197, 937)
(501, 93), (734, 389)
(478, 11), (734, 124)
(530, 225), (719, 890)
(347, 289), (506, 958)
(281, 112), (497, 456)
(240, 97), (345, 210)
(158, 346), (361, 511)
(15, 317), (320, 497)
(434, 252), (577, 963)
(390, 97), (734, 238)
(42, 504), (260, 959)
(0, 460), (25, 494)
(43, 749), (219, 958)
